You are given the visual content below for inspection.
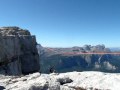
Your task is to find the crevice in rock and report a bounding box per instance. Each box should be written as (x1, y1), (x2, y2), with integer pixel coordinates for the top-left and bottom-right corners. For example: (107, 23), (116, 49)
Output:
(0, 86), (5, 90)
(57, 77), (73, 85)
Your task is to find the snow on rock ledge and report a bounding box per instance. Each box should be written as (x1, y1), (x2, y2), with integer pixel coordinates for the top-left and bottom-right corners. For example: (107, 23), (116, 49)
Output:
(0, 71), (120, 90)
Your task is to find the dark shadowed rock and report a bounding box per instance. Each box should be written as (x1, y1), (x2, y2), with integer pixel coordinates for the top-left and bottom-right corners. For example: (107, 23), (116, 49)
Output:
(0, 86), (5, 90)
(0, 26), (40, 75)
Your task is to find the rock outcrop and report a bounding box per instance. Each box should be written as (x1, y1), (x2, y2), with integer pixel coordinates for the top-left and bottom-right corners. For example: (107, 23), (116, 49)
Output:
(0, 71), (120, 90)
(0, 27), (40, 75)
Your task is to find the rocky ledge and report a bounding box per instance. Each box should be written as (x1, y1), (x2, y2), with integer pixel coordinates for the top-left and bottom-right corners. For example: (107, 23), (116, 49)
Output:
(0, 27), (40, 75)
(0, 71), (120, 90)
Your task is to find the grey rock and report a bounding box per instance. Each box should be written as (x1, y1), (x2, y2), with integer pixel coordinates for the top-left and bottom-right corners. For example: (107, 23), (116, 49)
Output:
(0, 71), (119, 90)
(0, 27), (40, 75)
(0, 26), (30, 36)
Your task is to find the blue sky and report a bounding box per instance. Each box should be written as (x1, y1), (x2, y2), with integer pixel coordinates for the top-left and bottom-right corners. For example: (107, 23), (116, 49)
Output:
(0, 0), (120, 47)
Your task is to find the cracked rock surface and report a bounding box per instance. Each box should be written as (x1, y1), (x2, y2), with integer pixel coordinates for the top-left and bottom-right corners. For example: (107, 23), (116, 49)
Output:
(0, 71), (120, 90)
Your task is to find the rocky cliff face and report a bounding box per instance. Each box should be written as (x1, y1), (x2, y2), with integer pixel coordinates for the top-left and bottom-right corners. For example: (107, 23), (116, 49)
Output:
(0, 27), (40, 75)
(38, 46), (120, 73)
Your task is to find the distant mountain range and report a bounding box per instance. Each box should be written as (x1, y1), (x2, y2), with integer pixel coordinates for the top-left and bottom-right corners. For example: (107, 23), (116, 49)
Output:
(110, 47), (120, 52)
(37, 45), (120, 73)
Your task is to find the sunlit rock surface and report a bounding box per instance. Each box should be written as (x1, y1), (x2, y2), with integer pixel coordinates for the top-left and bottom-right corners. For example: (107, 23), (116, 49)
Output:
(0, 71), (120, 90)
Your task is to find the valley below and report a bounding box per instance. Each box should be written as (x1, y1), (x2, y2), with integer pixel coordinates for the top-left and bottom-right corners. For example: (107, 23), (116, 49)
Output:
(39, 45), (120, 74)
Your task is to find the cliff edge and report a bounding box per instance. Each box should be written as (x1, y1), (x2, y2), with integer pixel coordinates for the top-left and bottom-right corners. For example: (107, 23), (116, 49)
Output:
(0, 26), (40, 75)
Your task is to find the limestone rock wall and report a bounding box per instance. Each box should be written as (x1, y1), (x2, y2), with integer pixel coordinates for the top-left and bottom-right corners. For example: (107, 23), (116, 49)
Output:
(0, 27), (40, 75)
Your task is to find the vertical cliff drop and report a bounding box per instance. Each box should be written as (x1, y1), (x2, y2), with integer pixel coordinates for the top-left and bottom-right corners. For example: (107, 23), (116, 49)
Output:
(0, 27), (40, 75)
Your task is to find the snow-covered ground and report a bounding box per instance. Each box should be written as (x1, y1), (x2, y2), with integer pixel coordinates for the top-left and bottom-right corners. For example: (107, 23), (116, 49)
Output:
(0, 71), (120, 90)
